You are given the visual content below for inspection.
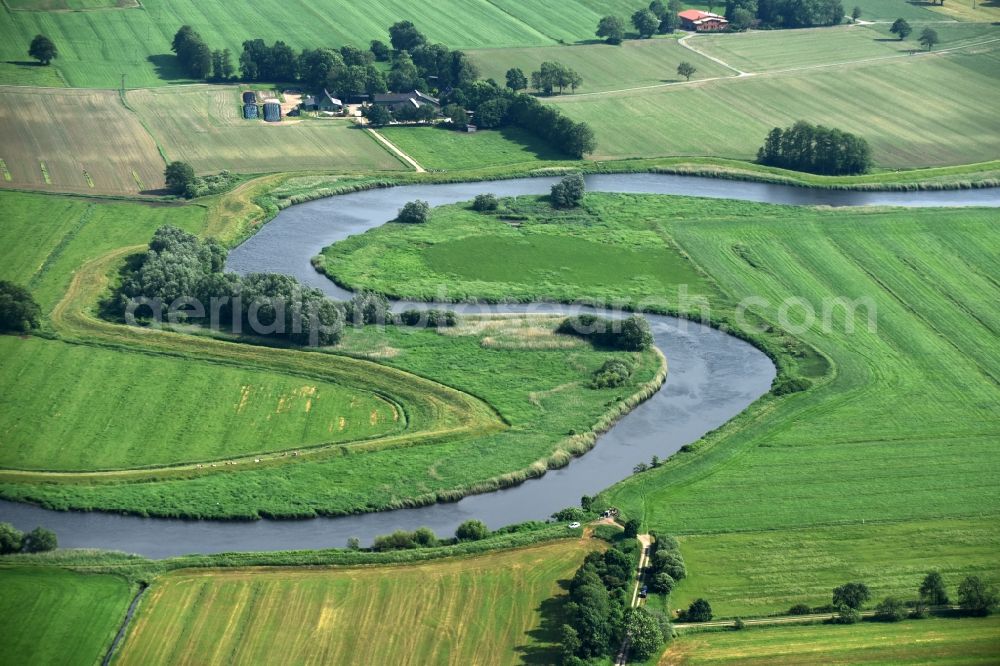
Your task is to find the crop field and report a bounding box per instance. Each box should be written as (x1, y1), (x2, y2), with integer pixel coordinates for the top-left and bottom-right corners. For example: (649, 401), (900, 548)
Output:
(692, 23), (1000, 73)
(662, 616), (1000, 665)
(0, 87), (165, 195)
(835, 0), (944, 20)
(664, 517), (1000, 617)
(0, 566), (133, 666)
(377, 126), (573, 171)
(7, 0), (139, 9)
(321, 194), (715, 304)
(115, 540), (597, 665)
(0, 0), (646, 89)
(0, 336), (403, 471)
(318, 192), (1000, 612)
(550, 43), (1000, 167)
(468, 37), (733, 93)
(127, 86), (405, 175)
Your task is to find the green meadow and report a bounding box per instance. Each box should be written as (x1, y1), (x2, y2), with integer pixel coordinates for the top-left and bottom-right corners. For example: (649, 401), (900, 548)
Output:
(662, 616), (1000, 665)
(550, 42), (1000, 167)
(377, 126), (572, 171)
(0, 567), (133, 666)
(316, 191), (1000, 611)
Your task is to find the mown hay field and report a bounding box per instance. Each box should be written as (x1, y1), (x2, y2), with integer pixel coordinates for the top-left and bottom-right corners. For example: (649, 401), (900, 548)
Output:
(378, 126), (572, 171)
(0, 566), (133, 666)
(550, 43), (1000, 167)
(468, 37), (733, 94)
(0, 87), (165, 194)
(661, 616), (1000, 665)
(115, 540), (596, 666)
(127, 86), (406, 175)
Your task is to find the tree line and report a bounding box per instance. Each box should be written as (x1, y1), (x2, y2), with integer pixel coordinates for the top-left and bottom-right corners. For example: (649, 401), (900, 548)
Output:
(557, 314), (654, 351)
(725, 0), (843, 30)
(757, 121), (872, 175)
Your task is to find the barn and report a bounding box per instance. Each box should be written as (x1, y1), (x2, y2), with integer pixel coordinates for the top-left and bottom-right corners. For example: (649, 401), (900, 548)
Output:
(679, 9), (729, 31)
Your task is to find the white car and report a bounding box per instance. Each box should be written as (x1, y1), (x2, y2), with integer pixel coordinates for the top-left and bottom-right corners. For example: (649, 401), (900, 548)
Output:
(568, 522), (581, 529)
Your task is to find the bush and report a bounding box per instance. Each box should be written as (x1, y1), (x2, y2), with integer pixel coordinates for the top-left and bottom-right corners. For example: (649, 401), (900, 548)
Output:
(164, 160), (196, 197)
(22, 527), (57, 553)
(650, 572), (675, 595)
(910, 601), (930, 619)
(788, 603), (812, 615)
(397, 309), (457, 328)
(733, 617), (745, 630)
(371, 526), (438, 551)
(875, 596), (906, 622)
(652, 550), (686, 581)
(455, 519), (489, 542)
(623, 518), (640, 538)
(685, 598), (713, 622)
(557, 314), (653, 351)
(552, 507), (587, 522)
(833, 582), (871, 610)
(958, 576), (999, 616)
(396, 200), (430, 224)
(619, 316), (653, 351)
(550, 173), (586, 209)
(472, 193), (499, 212)
(772, 376), (812, 396)
(0, 522), (24, 554)
(590, 359), (633, 389)
(0, 281), (41, 333)
(345, 290), (391, 325)
(832, 605), (862, 624)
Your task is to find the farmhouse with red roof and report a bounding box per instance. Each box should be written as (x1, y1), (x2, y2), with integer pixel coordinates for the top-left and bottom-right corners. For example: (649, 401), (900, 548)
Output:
(679, 9), (729, 31)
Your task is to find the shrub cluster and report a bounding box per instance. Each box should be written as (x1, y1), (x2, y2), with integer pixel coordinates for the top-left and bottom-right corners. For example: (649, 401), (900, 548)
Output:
(557, 314), (653, 351)
(550, 173), (586, 209)
(590, 358), (635, 389)
(396, 200), (430, 224)
(647, 531), (686, 595)
(757, 121), (872, 176)
(397, 309), (457, 328)
(0, 522), (57, 554)
(0, 281), (41, 333)
(472, 193), (499, 212)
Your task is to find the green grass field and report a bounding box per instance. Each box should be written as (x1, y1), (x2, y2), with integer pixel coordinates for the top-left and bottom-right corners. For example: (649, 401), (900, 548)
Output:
(664, 518), (999, 618)
(321, 194), (714, 304)
(7, 0), (138, 9)
(0, 0), (644, 89)
(0, 87), (166, 195)
(0, 566), (133, 666)
(468, 37), (733, 94)
(318, 191), (1000, 613)
(662, 616), (1000, 665)
(115, 540), (597, 665)
(377, 126), (572, 171)
(550, 41), (1000, 167)
(127, 86), (405, 175)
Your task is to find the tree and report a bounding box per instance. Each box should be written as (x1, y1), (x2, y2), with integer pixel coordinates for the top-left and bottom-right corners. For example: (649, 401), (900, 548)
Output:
(28, 34), (57, 65)
(0, 522), (24, 554)
(472, 193), (499, 212)
(788, 603), (811, 615)
(890, 18), (912, 40)
(756, 121), (871, 176)
(597, 16), (626, 44)
(652, 550), (686, 580)
(389, 21), (426, 52)
(624, 607), (665, 660)
(0, 282), (41, 333)
(623, 519), (640, 538)
(455, 519), (489, 541)
(958, 576), (998, 616)
(833, 605), (862, 624)
(550, 173), (586, 208)
(346, 536), (361, 550)
(919, 27), (939, 50)
(730, 7), (755, 30)
(164, 161), (196, 197)
(397, 200), (430, 224)
(443, 103), (468, 128)
(685, 598), (713, 622)
(370, 40), (390, 61)
(650, 572), (675, 594)
(919, 571), (949, 606)
(22, 526), (57, 553)
(851, 5), (862, 21)
(677, 61), (696, 81)
(505, 67), (527, 91)
(632, 9), (660, 38)
(559, 624), (582, 661)
(620, 316), (653, 351)
(171, 26), (211, 79)
(363, 104), (392, 127)
(388, 51), (422, 92)
(874, 596), (906, 622)
(832, 582), (871, 610)
(300, 48), (344, 92)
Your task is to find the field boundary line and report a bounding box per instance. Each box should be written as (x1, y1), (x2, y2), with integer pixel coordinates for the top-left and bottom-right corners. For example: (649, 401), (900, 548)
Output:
(366, 127), (426, 173)
(679, 34), (749, 76)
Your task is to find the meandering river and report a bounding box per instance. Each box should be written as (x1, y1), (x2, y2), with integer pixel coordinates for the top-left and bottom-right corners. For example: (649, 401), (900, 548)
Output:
(2, 174), (997, 558)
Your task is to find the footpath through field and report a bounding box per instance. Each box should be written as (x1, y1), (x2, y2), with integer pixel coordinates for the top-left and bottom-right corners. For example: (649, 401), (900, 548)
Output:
(366, 126), (426, 172)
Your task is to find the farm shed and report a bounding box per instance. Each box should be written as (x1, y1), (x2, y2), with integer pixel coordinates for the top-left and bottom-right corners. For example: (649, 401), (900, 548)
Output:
(319, 90), (343, 112)
(679, 10), (729, 31)
(372, 90), (439, 113)
(263, 99), (281, 122)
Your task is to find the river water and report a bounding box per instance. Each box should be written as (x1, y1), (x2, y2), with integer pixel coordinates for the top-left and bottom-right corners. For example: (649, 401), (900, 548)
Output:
(2, 174), (996, 558)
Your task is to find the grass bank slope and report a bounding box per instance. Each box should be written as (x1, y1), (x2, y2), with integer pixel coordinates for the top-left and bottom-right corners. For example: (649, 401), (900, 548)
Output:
(115, 540), (597, 666)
